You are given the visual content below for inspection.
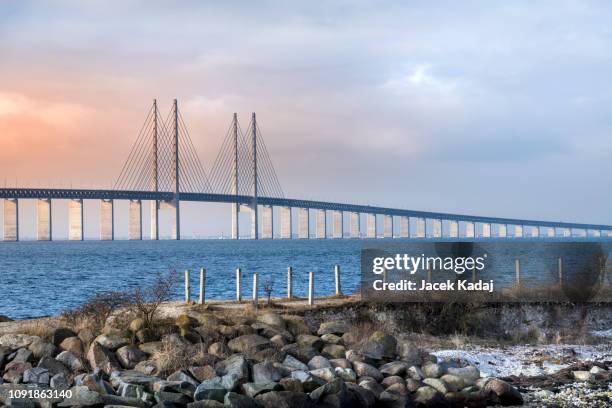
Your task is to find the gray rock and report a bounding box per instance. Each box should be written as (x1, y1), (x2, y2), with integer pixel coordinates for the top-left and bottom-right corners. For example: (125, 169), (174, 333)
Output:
(296, 334), (323, 351)
(86, 342), (120, 375)
(321, 344), (346, 360)
(310, 367), (337, 382)
(194, 378), (227, 402)
(215, 354), (249, 381)
(573, 370), (594, 381)
(188, 400), (225, 408)
(115, 345), (147, 369)
(422, 362), (445, 378)
(309, 378), (347, 402)
(23, 367), (49, 385)
(281, 344), (317, 364)
(255, 390), (316, 408)
(397, 339), (420, 365)
(253, 361), (283, 383)
(423, 377), (449, 394)
(0, 334), (39, 349)
(407, 365), (424, 380)
(134, 360), (159, 376)
(208, 342), (231, 358)
(242, 381), (282, 398)
(167, 369), (199, 387)
(227, 334), (271, 353)
(446, 365), (480, 385)
(189, 365), (217, 382)
(38, 356), (70, 376)
(154, 390), (192, 405)
(56, 351), (85, 371)
(282, 354), (309, 371)
(483, 378), (523, 405)
(29, 339), (58, 360)
(358, 379), (384, 398)
(440, 373), (465, 391)
(291, 370), (325, 392)
(50, 372), (71, 389)
(307, 355), (331, 370)
(109, 370), (160, 389)
(94, 334), (129, 351)
(320, 334), (342, 344)
(352, 361), (383, 382)
(359, 331), (397, 360)
(346, 382), (376, 408)
(58, 385), (103, 406)
(414, 386), (445, 406)
(329, 358), (351, 369)
(225, 391), (259, 408)
(257, 312), (286, 329)
(154, 379), (197, 396)
(10, 348), (33, 363)
(334, 367), (357, 382)
(118, 383), (146, 399)
(381, 375), (405, 388)
(379, 361), (408, 377)
(317, 321), (351, 336)
(2, 361), (31, 383)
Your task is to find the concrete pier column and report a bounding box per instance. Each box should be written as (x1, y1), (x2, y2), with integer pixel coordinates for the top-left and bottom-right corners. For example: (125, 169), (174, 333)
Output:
(498, 224), (507, 237)
(150, 201), (159, 240)
(298, 208), (309, 239)
(280, 206), (292, 239)
(350, 212), (360, 238)
(383, 215), (393, 238)
(465, 222), (475, 238)
(545, 227), (554, 237)
(37, 198), (52, 241)
(415, 217), (426, 238)
(129, 200), (142, 240)
(261, 205), (273, 239)
(333, 211), (343, 238)
(316, 209), (327, 238)
(250, 204), (258, 240)
(531, 226), (539, 238)
(231, 203), (239, 239)
(3, 198), (19, 241)
(482, 223), (491, 238)
(399, 216), (409, 238)
(431, 219), (442, 238)
(100, 199), (114, 241)
(514, 225), (523, 238)
(69, 199), (84, 241)
(448, 220), (459, 238)
(366, 214), (377, 238)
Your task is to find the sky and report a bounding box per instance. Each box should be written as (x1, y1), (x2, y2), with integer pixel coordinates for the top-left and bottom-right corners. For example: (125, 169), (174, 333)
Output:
(1, 1), (612, 238)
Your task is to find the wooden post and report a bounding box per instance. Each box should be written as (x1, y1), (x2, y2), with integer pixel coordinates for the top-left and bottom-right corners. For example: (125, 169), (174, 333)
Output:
(236, 268), (242, 302)
(199, 267), (206, 305)
(335, 265), (342, 296)
(253, 273), (259, 307)
(558, 258), (563, 285)
(427, 267), (432, 283)
(287, 266), (293, 299)
(308, 271), (314, 306)
(184, 270), (190, 303)
(515, 259), (520, 288)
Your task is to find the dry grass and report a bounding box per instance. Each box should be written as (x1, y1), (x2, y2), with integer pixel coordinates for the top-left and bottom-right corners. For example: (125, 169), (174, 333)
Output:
(152, 340), (210, 376)
(18, 320), (57, 340)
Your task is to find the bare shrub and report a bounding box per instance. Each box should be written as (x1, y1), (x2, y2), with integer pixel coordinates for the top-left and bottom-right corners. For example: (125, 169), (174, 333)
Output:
(127, 271), (177, 329)
(263, 278), (274, 305)
(62, 291), (130, 332)
(153, 341), (208, 376)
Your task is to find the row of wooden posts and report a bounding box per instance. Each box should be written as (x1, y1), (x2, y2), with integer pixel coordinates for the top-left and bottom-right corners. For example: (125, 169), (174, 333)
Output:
(183, 265), (343, 306)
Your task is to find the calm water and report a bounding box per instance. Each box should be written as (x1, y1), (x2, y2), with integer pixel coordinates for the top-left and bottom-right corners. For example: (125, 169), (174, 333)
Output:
(1, 239), (610, 319)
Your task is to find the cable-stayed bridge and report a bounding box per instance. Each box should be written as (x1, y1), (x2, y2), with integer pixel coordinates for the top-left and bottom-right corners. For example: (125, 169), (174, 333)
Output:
(1, 100), (611, 241)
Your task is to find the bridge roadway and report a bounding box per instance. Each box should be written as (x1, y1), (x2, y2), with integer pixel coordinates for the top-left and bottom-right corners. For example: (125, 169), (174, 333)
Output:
(1, 187), (610, 232)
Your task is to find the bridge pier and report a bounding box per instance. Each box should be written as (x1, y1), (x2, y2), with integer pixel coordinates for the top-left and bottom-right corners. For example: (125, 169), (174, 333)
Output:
(383, 215), (393, 238)
(261, 205), (273, 239)
(366, 214), (377, 238)
(465, 221), (475, 238)
(298, 208), (309, 239)
(100, 199), (114, 241)
(431, 219), (442, 238)
(3, 198), (19, 241)
(129, 200), (142, 240)
(350, 212), (360, 238)
(513, 225), (523, 238)
(498, 224), (507, 238)
(280, 206), (292, 239)
(250, 203), (258, 240)
(315, 209), (326, 238)
(150, 201), (159, 240)
(69, 199), (84, 241)
(37, 198), (52, 241)
(333, 211), (344, 238)
(399, 216), (409, 238)
(231, 203), (239, 239)
(448, 220), (459, 238)
(414, 217), (426, 238)
(482, 223), (491, 238)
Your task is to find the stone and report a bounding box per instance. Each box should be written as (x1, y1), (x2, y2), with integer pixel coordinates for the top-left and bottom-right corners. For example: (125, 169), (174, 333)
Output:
(59, 337), (84, 357)
(86, 342), (120, 375)
(320, 333), (342, 344)
(352, 361), (383, 382)
(279, 377), (303, 393)
(307, 355), (331, 370)
(317, 321), (351, 336)
(281, 343), (317, 363)
(134, 360), (159, 376)
(590, 366), (607, 374)
(341, 332), (359, 347)
(167, 369), (199, 387)
(414, 386), (445, 407)
(296, 334), (323, 351)
(321, 344), (346, 359)
(405, 378), (422, 392)
(194, 378), (227, 402)
(0, 334), (39, 350)
(282, 315), (311, 337)
(154, 390), (192, 405)
(52, 328), (77, 347)
(51, 372), (71, 389)
(101, 394), (149, 407)
(379, 387), (408, 408)
(282, 354), (309, 371)
(3, 361), (32, 383)
(422, 362), (445, 378)
(291, 370), (325, 392)
(77, 328), (96, 346)
(253, 361), (283, 383)
(57, 385), (103, 406)
(379, 361), (408, 377)
(257, 312), (286, 329)
(483, 378), (524, 405)
(138, 341), (164, 355)
(129, 318), (146, 333)
(358, 379), (384, 398)
(270, 334), (287, 347)
(334, 367), (357, 382)
(189, 365), (217, 382)
(346, 382), (376, 408)
(116, 345), (147, 369)
(118, 382), (146, 399)
(309, 378), (347, 402)
(23, 367), (50, 385)
(136, 328), (157, 343)
(225, 391), (259, 408)
(423, 377), (449, 394)
(440, 373), (465, 391)
(228, 334), (271, 353)
(255, 390), (316, 408)
(310, 367), (337, 382)
(10, 348), (33, 363)
(109, 370), (160, 389)
(28, 339), (58, 359)
(446, 365), (480, 385)
(573, 370), (594, 381)
(188, 400), (225, 408)
(242, 381), (283, 398)
(215, 354), (249, 381)
(381, 375), (405, 388)
(95, 334), (129, 351)
(37, 356), (70, 377)
(360, 331), (397, 360)
(397, 339), (420, 364)
(345, 349), (365, 363)
(82, 373), (115, 395)
(208, 342), (231, 358)
(154, 379), (197, 396)
(407, 365), (424, 380)
(329, 358), (352, 369)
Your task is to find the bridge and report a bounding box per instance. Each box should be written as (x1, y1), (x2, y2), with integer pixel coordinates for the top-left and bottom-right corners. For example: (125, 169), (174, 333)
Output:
(1, 99), (611, 241)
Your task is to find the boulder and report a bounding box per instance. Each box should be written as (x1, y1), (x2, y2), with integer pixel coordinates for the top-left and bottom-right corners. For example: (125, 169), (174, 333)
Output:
(242, 381), (283, 398)
(28, 339), (58, 359)
(334, 367), (357, 382)
(109, 370), (160, 390)
(573, 371), (594, 381)
(86, 342), (120, 375)
(359, 331), (397, 360)
(255, 390), (316, 408)
(116, 345), (147, 369)
(307, 355), (331, 370)
(0, 334), (39, 350)
(329, 358), (352, 369)
(282, 354), (309, 371)
(346, 382), (376, 408)
(225, 391), (259, 408)
(296, 334), (323, 351)
(270, 334), (288, 347)
(3, 361), (32, 383)
(379, 361), (408, 377)
(23, 367), (50, 385)
(423, 378), (449, 394)
(422, 362), (445, 378)
(189, 365), (217, 382)
(77, 328), (96, 346)
(228, 334), (271, 353)
(381, 375), (405, 388)
(208, 342), (231, 358)
(414, 386), (445, 407)
(57, 385), (103, 407)
(446, 365), (480, 385)
(194, 377), (228, 402)
(167, 369), (199, 387)
(352, 361), (383, 382)
(279, 377), (303, 393)
(10, 348), (33, 363)
(320, 334), (342, 344)
(309, 367), (336, 382)
(257, 312), (286, 329)
(52, 328), (77, 347)
(51, 372), (72, 389)
(358, 379), (384, 398)
(154, 390), (192, 405)
(483, 378), (524, 406)
(321, 344), (346, 360)
(397, 339), (420, 365)
(94, 334), (129, 351)
(281, 343), (317, 363)
(38, 356), (70, 376)
(253, 361), (283, 383)
(291, 370), (325, 392)
(317, 321), (351, 336)
(407, 365), (424, 380)
(405, 378), (422, 392)
(59, 337), (84, 357)
(215, 354), (249, 381)
(56, 351), (85, 371)
(282, 316), (311, 337)
(134, 360), (159, 376)
(440, 373), (465, 391)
